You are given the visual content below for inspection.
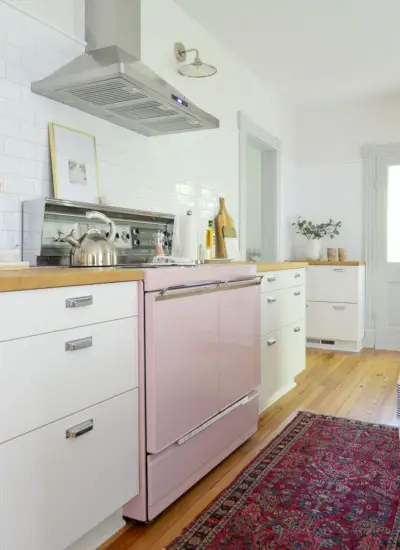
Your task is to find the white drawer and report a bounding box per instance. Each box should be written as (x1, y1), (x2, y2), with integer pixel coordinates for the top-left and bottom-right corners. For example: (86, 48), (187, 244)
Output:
(0, 390), (139, 550)
(307, 301), (359, 341)
(260, 268), (305, 293)
(306, 266), (361, 303)
(282, 318), (306, 379)
(0, 317), (138, 443)
(0, 281), (138, 342)
(261, 285), (305, 335)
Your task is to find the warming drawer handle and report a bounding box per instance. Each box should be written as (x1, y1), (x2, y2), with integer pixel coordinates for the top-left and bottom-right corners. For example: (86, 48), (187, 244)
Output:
(267, 276), (276, 282)
(267, 338), (277, 346)
(267, 297), (277, 303)
(334, 268), (345, 273)
(65, 336), (93, 352)
(66, 419), (94, 439)
(65, 295), (93, 308)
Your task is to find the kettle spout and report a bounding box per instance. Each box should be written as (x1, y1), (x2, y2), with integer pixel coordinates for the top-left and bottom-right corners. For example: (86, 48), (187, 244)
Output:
(63, 234), (81, 248)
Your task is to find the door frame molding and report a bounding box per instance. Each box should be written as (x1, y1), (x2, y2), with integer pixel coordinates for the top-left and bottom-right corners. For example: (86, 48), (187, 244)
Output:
(238, 112), (281, 260)
(362, 142), (400, 349)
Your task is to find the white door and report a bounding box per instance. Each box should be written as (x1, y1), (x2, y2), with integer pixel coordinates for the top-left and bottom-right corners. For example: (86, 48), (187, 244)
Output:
(375, 146), (400, 349)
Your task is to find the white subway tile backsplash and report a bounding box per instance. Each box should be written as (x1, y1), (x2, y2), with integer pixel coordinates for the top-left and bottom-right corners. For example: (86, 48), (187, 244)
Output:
(0, 136), (5, 153)
(6, 137), (36, 159)
(5, 174), (35, 195)
(0, 60), (6, 78)
(0, 117), (21, 138)
(3, 211), (21, 230)
(0, 230), (20, 249)
(0, 153), (20, 174)
(21, 123), (47, 144)
(0, 77), (21, 99)
(0, 193), (21, 212)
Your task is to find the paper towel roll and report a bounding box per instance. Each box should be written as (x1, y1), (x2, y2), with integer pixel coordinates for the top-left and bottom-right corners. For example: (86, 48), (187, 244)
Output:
(179, 211), (198, 260)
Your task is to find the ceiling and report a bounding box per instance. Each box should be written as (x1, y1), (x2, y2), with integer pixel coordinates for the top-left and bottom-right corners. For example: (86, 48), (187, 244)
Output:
(174, 0), (400, 106)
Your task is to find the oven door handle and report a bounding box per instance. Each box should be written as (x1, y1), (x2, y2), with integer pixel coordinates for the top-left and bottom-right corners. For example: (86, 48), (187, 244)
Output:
(156, 276), (262, 301)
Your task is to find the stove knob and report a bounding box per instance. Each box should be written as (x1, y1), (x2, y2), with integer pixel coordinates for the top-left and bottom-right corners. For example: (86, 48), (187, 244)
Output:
(115, 233), (120, 240)
(133, 239), (140, 247)
(121, 231), (130, 242)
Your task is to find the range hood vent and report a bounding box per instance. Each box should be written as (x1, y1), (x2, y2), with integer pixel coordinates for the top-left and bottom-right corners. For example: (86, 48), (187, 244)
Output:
(31, 0), (219, 137)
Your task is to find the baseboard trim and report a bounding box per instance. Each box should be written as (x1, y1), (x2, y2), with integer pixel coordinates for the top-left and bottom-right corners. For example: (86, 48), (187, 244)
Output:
(259, 380), (297, 414)
(66, 510), (126, 550)
(363, 329), (375, 349)
(307, 340), (362, 353)
(97, 522), (132, 550)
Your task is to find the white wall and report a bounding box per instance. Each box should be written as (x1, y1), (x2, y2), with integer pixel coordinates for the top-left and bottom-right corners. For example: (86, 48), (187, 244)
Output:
(246, 144), (262, 255)
(0, 0), (296, 261)
(293, 97), (400, 260)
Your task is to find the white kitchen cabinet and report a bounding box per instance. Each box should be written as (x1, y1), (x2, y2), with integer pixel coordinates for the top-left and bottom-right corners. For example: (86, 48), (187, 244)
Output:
(0, 281), (140, 550)
(259, 269), (306, 413)
(306, 265), (365, 352)
(0, 317), (138, 444)
(0, 390), (139, 550)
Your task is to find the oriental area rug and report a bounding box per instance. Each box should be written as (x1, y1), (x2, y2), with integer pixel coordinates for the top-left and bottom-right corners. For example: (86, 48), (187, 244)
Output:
(167, 411), (400, 549)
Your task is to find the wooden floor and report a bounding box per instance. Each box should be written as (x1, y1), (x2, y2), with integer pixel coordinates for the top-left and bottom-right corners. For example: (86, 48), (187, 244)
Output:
(106, 349), (400, 550)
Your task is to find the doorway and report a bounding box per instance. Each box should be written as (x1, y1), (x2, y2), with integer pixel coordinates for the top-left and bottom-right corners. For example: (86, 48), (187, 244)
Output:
(238, 112), (281, 261)
(364, 143), (400, 349)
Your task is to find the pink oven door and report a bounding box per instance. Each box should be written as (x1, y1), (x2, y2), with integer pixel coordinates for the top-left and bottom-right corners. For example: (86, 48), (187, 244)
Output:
(218, 279), (261, 410)
(145, 283), (220, 454)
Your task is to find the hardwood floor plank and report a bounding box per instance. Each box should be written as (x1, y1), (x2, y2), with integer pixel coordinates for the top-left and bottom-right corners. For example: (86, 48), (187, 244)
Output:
(106, 349), (400, 550)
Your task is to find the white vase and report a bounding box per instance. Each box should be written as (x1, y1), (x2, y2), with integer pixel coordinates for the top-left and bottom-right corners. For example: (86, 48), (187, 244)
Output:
(305, 239), (321, 260)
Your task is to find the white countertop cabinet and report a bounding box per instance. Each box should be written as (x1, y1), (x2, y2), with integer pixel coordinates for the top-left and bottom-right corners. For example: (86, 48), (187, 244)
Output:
(259, 269), (306, 413)
(0, 282), (140, 550)
(306, 266), (365, 352)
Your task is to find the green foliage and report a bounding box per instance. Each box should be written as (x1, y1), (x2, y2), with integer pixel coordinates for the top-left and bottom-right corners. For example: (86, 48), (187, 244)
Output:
(292, 217), (342, 240)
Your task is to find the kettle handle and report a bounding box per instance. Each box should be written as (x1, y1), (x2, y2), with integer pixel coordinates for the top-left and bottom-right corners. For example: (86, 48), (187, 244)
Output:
(86, 211), (116, 243)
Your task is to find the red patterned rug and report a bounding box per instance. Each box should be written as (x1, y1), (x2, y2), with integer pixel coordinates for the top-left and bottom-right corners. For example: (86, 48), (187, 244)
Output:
(167, 412), (400, 549)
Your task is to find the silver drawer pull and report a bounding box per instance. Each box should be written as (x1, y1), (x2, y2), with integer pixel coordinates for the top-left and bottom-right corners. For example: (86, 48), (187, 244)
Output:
(267, 339), (277, 346)
(65, 295), (93, 308)
(294, 326), (301, 332)
(65, 336), (93, 352)
(334, 268), (345, 273)
(333, 305), (346, 310)
(294, 272), (301, 278)
(267, 276), (276, 282)
(267, 297), (277, 303)
(66, 419), (94, 439)
(294, 291), (301, 296)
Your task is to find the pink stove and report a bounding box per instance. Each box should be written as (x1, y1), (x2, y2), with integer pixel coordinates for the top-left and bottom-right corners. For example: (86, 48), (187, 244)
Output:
(123, 264), (261, 522)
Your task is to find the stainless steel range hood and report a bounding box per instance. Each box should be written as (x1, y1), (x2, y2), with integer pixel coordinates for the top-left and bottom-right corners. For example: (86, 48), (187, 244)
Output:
(31, 0), (219, 137)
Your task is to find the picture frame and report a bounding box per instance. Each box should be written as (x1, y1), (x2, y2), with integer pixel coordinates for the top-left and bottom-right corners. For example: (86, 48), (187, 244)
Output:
(49, 123), (101, 204)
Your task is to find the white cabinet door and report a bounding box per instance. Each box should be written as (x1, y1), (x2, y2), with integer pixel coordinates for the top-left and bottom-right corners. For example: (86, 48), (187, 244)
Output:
(260, 332), (280, 411)
(282, 319), (306, 379)
(306, 266), (359, 303)
(0, 391), (139, 550)
(307, 302), (359, 341)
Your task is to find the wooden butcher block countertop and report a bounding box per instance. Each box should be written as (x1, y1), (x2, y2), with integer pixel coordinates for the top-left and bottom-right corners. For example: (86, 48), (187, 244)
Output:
(0, 267), (144, 292)
(254, 261), (308, 272)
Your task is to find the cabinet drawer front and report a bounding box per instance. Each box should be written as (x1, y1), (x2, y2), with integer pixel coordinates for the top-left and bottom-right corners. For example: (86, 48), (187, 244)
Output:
(307, 302), (359, 341)
(260, 269), (305, 293)
(0, 391), (139, 550)
(306, 266), (360, 303)
(0, 281), (138, 342)
(261, 286), (305, 335)
(0, 317), (138, 443)
(260, 331), (280, 409)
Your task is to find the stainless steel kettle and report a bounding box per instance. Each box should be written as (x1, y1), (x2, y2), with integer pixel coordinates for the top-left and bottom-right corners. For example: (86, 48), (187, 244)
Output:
(63, 211), (117, 267)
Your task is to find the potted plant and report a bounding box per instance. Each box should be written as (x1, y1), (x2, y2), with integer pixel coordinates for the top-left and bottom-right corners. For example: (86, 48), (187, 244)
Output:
(292, 217), (342, 260)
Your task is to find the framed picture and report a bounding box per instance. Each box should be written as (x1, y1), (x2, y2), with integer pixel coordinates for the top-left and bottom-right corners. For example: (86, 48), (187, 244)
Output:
(49, 123), (101, 204)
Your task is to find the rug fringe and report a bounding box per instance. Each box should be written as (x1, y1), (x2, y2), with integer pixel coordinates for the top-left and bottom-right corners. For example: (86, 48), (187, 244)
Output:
(296, 408), (400, 431)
